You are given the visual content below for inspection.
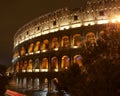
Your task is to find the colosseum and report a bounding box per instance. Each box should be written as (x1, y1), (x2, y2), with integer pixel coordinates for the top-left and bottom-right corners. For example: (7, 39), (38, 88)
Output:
(10, 0), (120, 94)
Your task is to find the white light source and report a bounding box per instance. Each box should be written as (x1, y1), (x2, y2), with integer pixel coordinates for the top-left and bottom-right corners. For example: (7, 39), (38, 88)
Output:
(35, 51), (40, 54)
(97, 19), (109, 24)
(34, 69), (40, 72)
(42, 50), (47, 52)
(111, 18), (120, 23)
(71, 23), (81, 28)
(73, 46), (79, 48)
(40, 69), (48, 72)
(27, 69), (32, 72)
(29, 52), (34, 55)
(53, 48), (58, 51)
(54, 69), (58, 72)
(22, 70), (26, 72)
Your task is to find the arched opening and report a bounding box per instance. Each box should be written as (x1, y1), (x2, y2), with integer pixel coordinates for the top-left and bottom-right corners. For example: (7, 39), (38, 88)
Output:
(28, 43), (34, 54)
(15, 62), (19, 72)
(98, 31), (106, 41)
(74, 55), (83, 67)
(20, 46), (25, 56)
(13, 50), (19, 58)
(34, 78), (39, 90)
(34, 41), (40, 53)
(61, 36), (70, 48)
(61, 56), (70, 69)
(22, 61), (27, 72)
(23, 78), (27, 88)
(51, 78), (58, 92)
(33, 58), (40, 72)
(73, 34), (82, 47)
(51, 57), (58, 72)
(27, 59), (33, 72)
(42, 39), (49, 51)
(52, 37), (59, 50)
(40, 58), (48, 72)
(28, 78), (33, 89)
(43, 78), (48, 91)
(86, 32), (96, 46)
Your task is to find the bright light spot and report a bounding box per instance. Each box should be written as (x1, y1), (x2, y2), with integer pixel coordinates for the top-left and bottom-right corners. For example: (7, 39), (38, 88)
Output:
(34, 69), (40, 72)
(22, 70), (26, 72)
(71, 23), (81, 28)
(54, 69), (58, 72)
(50, 29), (55, 32)
(25, 53), (28, 56)
(42, 30), (49, 35)
(73, 46), (79, 48)
(60, 25), (69, 30)
(40, 69), (48, 72)
(42, 50), (47, 52)
(27, 70), (32, 72)
(53, 48), (58, 51)
(29, 52), (34, 55)
(111, 18), (120, 23)
(97, 19), (109, 24)
(35, 51), (40, 54)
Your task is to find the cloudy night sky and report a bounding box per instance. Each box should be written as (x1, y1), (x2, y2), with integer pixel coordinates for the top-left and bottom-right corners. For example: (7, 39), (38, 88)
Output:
(0, 0), (87, 66)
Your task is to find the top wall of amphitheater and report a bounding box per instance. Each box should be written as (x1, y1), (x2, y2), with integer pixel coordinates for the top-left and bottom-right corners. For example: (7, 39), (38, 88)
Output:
(14, 1), (120, 48)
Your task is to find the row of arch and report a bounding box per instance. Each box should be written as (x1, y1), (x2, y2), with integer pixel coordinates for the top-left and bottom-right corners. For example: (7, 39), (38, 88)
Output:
(16, 77), (58, 92)
(14, 55), (82, 72)
(13, 31), (106, 58)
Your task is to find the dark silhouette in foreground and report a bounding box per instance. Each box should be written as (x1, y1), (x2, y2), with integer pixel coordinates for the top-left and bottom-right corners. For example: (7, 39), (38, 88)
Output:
(55, 28), (120, 96)
(0, 65), (12, 96)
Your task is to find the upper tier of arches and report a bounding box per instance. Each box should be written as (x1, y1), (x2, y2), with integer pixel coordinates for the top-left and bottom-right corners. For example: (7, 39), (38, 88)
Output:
(14, 1), (120, 47)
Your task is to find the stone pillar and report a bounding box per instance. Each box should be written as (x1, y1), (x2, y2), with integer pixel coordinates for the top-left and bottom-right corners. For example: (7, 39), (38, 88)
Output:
(32, 78), (34, 90)
(26, 78), (29, 89)
(39, 78), (43, 90)
(17, 78), (20, 88)
(58, 57), (61, 71)
(47, 78), (51, 94)
(21, 78), (23, 88)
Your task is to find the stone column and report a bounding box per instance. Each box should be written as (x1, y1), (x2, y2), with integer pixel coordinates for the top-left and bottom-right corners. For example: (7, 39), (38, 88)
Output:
(39, 78), (43, 90)
(47, 78), (51, 94)
(32, 78), (34, 90)
(17, 78), (20, 88)
(26, 78), (29, 89)
(21, 78), (23, 88)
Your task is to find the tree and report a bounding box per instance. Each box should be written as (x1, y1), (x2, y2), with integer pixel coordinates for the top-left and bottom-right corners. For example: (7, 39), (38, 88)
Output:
(56, 27), (120, 96)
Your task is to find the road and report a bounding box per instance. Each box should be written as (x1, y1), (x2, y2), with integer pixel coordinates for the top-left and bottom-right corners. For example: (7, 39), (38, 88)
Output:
(5, 90), (26, 96)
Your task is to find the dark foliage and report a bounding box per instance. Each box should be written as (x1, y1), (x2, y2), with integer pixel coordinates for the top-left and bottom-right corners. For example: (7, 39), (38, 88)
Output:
(0, 65), (12, 96)
(56, 28), (120, 96)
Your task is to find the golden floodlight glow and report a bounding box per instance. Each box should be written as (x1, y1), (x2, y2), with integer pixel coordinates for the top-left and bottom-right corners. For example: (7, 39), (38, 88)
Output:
(97, 19), (109, 24)
(42, 30), (49, 35)
(22, 70), (26, 72)
(111, 17), (120, 23)
(34, 69), (40, 72)
(54, 69), (58, 72)
(27, 69), (32, 72)
(35, 51), (40, 54)
(41, 69), (48, 72)
(29, 52), (34, 55)
(42, 50), (47, 52)
(73, 46), (79, 48)
(71, 23), (81, 28)
(53, 48), (58, 51)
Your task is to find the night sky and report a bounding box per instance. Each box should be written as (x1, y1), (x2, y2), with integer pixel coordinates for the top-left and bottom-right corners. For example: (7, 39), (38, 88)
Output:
(0, 0), (87, 66)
